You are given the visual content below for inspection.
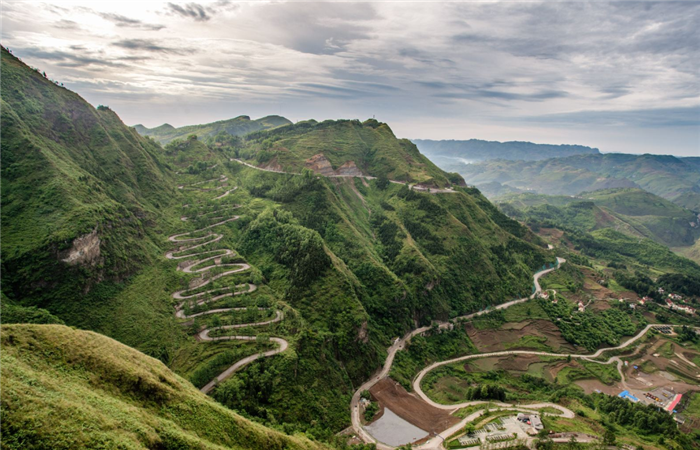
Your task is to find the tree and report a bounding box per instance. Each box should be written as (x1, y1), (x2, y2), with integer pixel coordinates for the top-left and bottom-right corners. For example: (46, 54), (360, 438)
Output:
(567, 435), (581, 450)
(463, 422), (476, 435)
(377, 174), (390, 190)
(603, 429), (616, 446)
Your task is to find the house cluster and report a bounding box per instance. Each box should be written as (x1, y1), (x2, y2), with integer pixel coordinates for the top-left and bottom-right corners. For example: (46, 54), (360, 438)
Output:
(666, 298), (696, 315)
(661, 291), (696, 315)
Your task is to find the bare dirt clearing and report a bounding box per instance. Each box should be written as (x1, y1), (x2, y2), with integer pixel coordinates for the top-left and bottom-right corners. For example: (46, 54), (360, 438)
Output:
(369, 377), (458, 436)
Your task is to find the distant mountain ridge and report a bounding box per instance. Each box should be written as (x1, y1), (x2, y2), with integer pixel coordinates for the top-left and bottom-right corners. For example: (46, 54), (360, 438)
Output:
(497, 188), (700, 249)
(134, 115), (291, 144)
(414, 138), (600, 162)
(448, 153), (700, 211)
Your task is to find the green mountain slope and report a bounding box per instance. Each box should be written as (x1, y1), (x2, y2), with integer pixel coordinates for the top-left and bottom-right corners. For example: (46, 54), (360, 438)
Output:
(447, 153), (700, 210)
(237, 119), (463, 187)
(0, 324), (331, 450)
(499, 195), (700, 274)
(498, 188), (700, 248)
(1, 43), (554, 438)
(414, 138), (599, 162)
(135, 115), (292, 145)
(0, 46), (184, 358)
(154, 130), (550, 432)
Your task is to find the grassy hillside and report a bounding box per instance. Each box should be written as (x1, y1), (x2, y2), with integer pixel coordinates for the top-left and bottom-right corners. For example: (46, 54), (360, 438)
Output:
(135, 115), (292, 145)
(237, 119), (462, 187)
(448, 153), (700, 210)
(414, 138), (599, 162)
(499, 199), (700, 276)
(0, 324), (331, 450)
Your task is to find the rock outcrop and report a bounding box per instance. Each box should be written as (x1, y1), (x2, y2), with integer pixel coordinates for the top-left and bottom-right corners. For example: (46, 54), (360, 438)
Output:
(305, 153), (365, 177)
(60, 228), (101, 266)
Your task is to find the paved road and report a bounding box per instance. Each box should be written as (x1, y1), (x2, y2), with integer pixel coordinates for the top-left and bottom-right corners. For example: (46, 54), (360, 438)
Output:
(231, 158), (458, 194)
(349, 258), (566, 449)
(168, 182), (288, 394)
(200, 337), (289, 394)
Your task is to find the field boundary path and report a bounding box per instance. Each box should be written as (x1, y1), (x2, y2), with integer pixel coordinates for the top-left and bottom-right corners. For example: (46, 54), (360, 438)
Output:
(167, 178), (288, 395)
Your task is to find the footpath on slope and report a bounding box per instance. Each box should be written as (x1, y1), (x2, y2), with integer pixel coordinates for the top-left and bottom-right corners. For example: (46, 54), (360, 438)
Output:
(167, 177), (288, 395)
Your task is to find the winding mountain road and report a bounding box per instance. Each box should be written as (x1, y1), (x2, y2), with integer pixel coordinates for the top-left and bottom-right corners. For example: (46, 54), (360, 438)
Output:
(349, 257), (692, 449)
(349, 258), (566, 449)
(230, 158), (457, 193)
(168, 180), (287, 394)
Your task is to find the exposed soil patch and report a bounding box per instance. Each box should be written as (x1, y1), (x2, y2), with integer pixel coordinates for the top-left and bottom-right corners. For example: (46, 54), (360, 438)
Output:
(575, 379), (619, 395)
(497, 354), (542, 371)
(466, 319), (575, 353)
(369, 377), (458, 435)
(538, 228), (564, 246)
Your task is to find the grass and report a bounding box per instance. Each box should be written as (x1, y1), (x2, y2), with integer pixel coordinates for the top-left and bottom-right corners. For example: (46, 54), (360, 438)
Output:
(502, 300), (548, 322)
(0, 324), (331, 450)
(503, 335), (552, 352)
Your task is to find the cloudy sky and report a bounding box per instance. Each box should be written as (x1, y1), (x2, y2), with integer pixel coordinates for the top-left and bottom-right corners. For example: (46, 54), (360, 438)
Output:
(2, 1), (699, 155)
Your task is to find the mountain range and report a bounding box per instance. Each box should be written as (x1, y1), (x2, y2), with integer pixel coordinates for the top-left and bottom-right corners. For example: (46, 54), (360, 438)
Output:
(1, 46), (551, 446)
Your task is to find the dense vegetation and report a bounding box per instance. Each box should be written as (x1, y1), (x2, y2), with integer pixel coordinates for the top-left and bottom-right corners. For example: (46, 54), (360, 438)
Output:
(497, 188), (700, 250)
(390, 326), (477, 390)
(237, 118), (457, 186)
(0, 46), (186, 360)
(498, 193), (700, 274)
(540, 299), (643, 351)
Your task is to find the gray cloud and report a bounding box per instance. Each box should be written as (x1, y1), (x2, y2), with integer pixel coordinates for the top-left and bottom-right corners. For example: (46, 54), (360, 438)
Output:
(53, 19), (80, 30)
(98, 12), (165, 31)
(13, 47), (127, 69)
(112, 39), (191, 55)
(166, 2), (211, 22)
(4, 1), (699, 156)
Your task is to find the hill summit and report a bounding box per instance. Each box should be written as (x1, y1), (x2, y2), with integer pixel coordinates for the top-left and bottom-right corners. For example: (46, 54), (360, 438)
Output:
(134, 115), (292, 144)
(238, 118), (464, 187)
